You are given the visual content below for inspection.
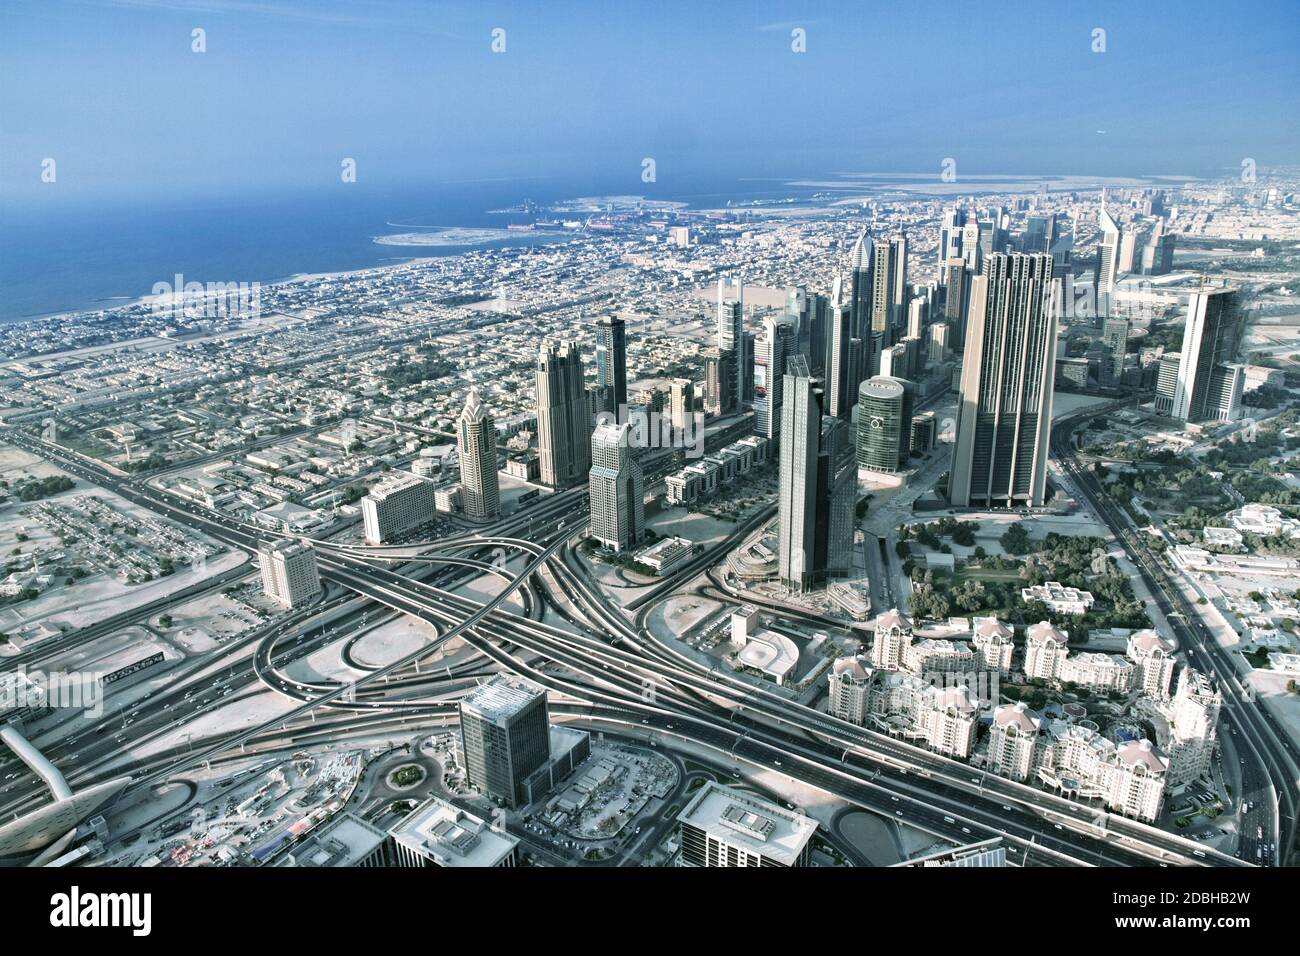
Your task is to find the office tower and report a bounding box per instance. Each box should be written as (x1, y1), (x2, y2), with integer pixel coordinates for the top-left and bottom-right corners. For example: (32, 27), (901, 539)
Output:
(890, 235), (909, 334)
(1166, 668), (1221, 788)
(907, 294), (927, 341)
(458, 675), (552, 808)
(1095, 201), (1121, 295)
(362, 473), (436, 544)
(942, 257), (970, 346)
(594, 315), (628, 415)
(949, 253), (1058, 508)
(820, 416), (858, 577)
(755, 317), (793, 440)
(1172, 288), (1243, 423)
(1101, 315), (1129, 380)
(677, 781), (818, 867)
(879, 342), (908, 379)
(784, 285), (808, 356)
(961, 220), (982, 273)
(456, 388), (500, 520)
(704, 347), (736, 416)
(805, 292), (829, 373)
(849, 231), (873, 337)
(1154, 353), (1181, 414)
(929, 321), (950, 364)
(827, 299), (857, 420)
(536, 339), (592, 488)
(777, 355), (821, 591)
(258, 539), (321, 608)
(1023, 215), (1052, 253)
(588, 421), (644, 552)
(869, 237), (899, 339)
(1141, 218), (1175, 275)
(911, 411), (937, 454)
(856, 376), (913, 474)
(741, 330), (756, 404)
(903, 334), (923, 376)
(938, 208), (967, 281)
(717, 275), (747, 401)
(1118, 229), (1140, 275)
(669, 377), (695, 432)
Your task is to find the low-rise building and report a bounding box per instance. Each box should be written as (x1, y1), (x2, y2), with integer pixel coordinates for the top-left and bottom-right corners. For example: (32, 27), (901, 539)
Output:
(1020, 581), (1095, 615)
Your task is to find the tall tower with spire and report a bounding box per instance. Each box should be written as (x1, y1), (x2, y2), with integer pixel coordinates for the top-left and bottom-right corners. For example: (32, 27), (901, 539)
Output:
(457, 388), (500, 520)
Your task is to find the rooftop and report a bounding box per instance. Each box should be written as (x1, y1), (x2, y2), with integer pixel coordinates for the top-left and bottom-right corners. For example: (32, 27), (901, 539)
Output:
(677, 782), (817, 865)
(460, 674), (547, 723)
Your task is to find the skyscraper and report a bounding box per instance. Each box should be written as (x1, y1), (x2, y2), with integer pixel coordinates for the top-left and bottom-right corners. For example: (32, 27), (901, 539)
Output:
(949, 253), (1058, 508)
(456, 387), (500, 520)
(588, 421), (645, 552)
(593, 315), (628, 416)
(704, 348), (737, 416)
(717, 275), (747, 402)
(1141, 218), (1176, 276)
(827, 299), (860, 421)
(1095, 201), (1122, 295)
(869, 237), (899, 339)
(536, 339), (592, 488)
(778, 355), (822, 591)
(856, 376), (913, 474)
(805, 291), (830, 374)
(778, 355), (855, 591)
(669, 377), (695, 433)
(1101, 315), (1129, 380)
(849, 232), (873, 338)
(938, 208), (967, 282)
(755, 316), (793, 440)
(942, 257), (971, 347)
(458, 675), (552, 808)
(1173, 288), (1244, 423)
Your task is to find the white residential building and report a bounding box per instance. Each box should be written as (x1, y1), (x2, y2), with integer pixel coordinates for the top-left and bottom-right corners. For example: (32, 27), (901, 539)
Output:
(971, 617), (1014, 674)
(1035, 723), (1169, 822)
(1163, 668), (1221, 789)
(827, 655), (873, 725)
(870, 608), (912, 670)
(904, 638), (976, 676)
(1023, 621), (1070, 682)
(1127, 629), (1177, 698)
(987, 702), (1041, 782)
(1061, 652), (1135, 695)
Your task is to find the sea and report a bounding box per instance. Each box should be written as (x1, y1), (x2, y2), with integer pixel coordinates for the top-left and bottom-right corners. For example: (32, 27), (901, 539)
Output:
(0, 174), (833, 325)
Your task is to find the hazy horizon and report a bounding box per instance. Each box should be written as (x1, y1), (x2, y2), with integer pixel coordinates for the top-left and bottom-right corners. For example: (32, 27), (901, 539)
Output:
(3, 0), (1298, 208)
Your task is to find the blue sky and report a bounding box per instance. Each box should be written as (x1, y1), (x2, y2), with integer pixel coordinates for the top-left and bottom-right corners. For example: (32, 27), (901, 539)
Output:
(2, 0), (1298, 206)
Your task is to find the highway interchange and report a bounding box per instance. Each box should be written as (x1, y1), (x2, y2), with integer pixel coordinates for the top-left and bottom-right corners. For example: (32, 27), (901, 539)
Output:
(0, 409), (1289, 868)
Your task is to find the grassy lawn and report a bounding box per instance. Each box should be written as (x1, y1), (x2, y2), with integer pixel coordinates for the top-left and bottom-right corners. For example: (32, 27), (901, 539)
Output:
(953, 566), (1023, 584)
